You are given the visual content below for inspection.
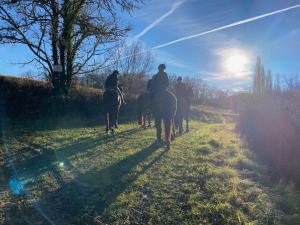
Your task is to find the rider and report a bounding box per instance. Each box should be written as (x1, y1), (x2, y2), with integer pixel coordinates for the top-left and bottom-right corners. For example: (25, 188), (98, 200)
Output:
(174, 76), (187, 99)
(105, 70), (125, 104)
(150, 64), (169, 94)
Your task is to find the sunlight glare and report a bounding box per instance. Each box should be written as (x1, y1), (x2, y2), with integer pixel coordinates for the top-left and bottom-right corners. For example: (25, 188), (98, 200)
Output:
(224, 53), (249, 74)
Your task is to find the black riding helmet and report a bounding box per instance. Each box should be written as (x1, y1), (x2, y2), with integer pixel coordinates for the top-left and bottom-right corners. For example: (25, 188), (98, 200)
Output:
(112, 70), (119, 75)
(158, 64), (166, 70)
(177, 76), (183, 82)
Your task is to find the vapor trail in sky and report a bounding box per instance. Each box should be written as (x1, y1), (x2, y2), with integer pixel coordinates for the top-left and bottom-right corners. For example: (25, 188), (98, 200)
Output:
(134, 0), (186, 39)
(152, 4), (300, 49)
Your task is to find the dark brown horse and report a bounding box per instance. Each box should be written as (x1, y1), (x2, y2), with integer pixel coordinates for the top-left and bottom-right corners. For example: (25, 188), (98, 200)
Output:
(137, 92), (152, 128)
(152, 90), (177, 149)
(103, 89), (122, 134)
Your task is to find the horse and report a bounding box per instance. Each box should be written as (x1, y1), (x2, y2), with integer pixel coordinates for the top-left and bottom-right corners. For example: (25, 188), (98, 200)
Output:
(175, 96), (191, 134)
(102, 89), (122, 134)
(152, 90), (177, 149)
(137, 92), (152, 128)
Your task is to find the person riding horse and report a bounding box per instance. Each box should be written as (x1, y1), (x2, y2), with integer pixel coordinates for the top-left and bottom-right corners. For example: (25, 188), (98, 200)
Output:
(103, 70), (124, 133)
(174, 76), (192, 133)
(149, 64), (177, 148)
(105, 70), (125, 104)
(149, 64), (169, 93)
(174, 77), (186, 99)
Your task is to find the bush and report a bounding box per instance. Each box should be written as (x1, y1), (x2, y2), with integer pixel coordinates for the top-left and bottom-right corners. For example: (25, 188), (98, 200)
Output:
(0, 75), (103, 122)
(237, 92), (300, 188)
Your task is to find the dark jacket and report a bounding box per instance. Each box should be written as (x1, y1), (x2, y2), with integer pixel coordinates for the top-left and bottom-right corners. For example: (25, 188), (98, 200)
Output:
(174, 82), (186, 98)
(105, 73), (118, 89)
(146, 79), (153, 92)
(151, 72), (169, 92)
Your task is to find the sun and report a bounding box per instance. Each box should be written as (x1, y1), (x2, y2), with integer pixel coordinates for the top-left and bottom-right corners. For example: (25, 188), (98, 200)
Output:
(224, 53), (249, 74)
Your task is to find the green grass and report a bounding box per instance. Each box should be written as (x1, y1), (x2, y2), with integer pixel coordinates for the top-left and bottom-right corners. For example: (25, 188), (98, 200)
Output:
(1, 108), (300, 225)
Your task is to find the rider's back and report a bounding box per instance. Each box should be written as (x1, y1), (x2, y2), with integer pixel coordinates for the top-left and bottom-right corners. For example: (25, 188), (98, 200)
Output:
(175, 82), (187, 99)
(105, 73), (118, 89)
(151, 71), (169, 93)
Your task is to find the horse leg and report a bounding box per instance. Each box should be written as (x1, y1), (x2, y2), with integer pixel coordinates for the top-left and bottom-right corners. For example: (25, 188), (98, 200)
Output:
(114, 108), (119, 129)
(147, 113), (151, 128)
(174, 113), (179, 131)
(164, 118), (172, 150)
(105, 112), (109, 133)
(142, 113), (146, 128)
(155, 116), (162, 144)
(171, 119), (176, 141)
(138, 106), (143, 126)
(185, 111), (190, 132)
(109, 110), (115, 134)
(178, 114), (183, 135)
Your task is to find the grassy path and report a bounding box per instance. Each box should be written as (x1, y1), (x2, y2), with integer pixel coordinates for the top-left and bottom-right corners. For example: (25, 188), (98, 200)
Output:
(1, 110), (300, 224)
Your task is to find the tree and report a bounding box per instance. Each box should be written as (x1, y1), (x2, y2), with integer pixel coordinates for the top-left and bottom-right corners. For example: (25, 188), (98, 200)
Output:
(274, 74), (281, 93)
(266, 70), (273, 92)
(112, 41), (153, 75)
(253, 56), (266, 95)
(260, 65), (266, 94)
(0, 0), (144, 94)
(253, 56), (261, 94)
(109, 41), (153, 97)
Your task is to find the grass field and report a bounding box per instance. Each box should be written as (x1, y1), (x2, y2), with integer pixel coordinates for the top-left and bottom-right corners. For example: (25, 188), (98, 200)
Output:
(1, 107), (300, 225)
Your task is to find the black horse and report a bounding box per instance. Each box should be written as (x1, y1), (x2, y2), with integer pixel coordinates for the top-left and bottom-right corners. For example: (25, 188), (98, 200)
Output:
(102, 89), (122, 134)
(152, 90), (177, 149)
(137, 92), (152, 128)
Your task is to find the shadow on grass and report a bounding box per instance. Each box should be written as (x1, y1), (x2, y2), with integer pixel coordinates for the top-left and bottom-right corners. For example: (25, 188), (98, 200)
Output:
(3, 112), (138, 136)
(33, 142), (166, 224)
(11, 127), (143, 178)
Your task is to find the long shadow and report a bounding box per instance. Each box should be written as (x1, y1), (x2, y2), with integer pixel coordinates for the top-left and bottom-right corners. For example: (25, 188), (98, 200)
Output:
(34, 142), (166, 224)
(4, 114), (139, 135)
(10, 127), (143, 178)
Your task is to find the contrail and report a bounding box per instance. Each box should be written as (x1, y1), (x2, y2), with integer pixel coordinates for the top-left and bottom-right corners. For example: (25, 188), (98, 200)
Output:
(152, 4), (300, 49)
(134, 0), (185, 39)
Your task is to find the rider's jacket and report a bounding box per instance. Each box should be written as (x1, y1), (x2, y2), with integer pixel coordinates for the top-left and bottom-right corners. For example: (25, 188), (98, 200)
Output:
(105, 73), (118, 89)
(174, 82), (187, 98)
(151, 71), (169, 93)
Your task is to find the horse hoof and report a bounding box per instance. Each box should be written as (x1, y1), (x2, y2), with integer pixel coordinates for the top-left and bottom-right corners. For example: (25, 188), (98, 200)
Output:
(156, 140), (162, 146)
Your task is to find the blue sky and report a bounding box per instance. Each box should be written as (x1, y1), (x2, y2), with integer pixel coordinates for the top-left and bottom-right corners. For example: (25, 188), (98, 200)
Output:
(1, 0), (300, 90)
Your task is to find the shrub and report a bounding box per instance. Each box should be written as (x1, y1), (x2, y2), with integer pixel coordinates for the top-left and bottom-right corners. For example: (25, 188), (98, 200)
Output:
(0, 75), (103, 122)
(237, 92), (300, 188)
